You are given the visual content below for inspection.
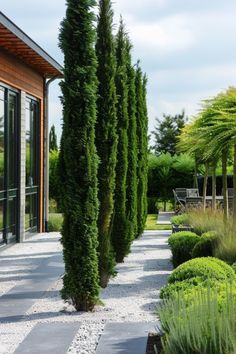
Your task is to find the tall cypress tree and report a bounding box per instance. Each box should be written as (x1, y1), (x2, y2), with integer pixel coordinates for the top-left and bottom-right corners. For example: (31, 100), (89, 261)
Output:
(136, 64), (148, 236)
(111, 19), (130, 263)
(59, 0), (100, 311)
(95, 0), (118, 287)
(49, 124), (58, 151)
(141, 73), (149, 228)
(126, 39), (138, 241)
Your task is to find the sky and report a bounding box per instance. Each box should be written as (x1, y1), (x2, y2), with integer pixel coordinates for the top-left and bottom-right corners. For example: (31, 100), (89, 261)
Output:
(1, 0), (236, 140)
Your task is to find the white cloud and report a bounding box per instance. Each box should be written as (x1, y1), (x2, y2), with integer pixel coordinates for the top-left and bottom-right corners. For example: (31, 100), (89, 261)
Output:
(128, 15), (194, 56)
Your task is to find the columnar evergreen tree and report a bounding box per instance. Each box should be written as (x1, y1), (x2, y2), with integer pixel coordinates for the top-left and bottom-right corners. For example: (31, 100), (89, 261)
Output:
(49, 124), (58, 151)
(141, 74), (149, 227)
(95, 0), (118, 287)
(111, 19), (130, 263)
(126, 39), (138, 240)
(135, 63), (148, 236)
(59, 0), (100, 311)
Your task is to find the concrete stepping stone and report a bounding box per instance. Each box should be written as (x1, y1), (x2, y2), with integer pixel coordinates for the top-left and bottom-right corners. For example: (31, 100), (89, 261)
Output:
(96, 322), (156, 354)
(14, 322), (80, 354)
(156, 212), (174, 225)
(0, 254), (64, 322)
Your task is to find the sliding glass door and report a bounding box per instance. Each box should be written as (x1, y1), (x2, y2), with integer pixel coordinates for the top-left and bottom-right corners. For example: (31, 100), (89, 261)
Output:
(0, 85), (19, 244)
(25, 98), (39, 233)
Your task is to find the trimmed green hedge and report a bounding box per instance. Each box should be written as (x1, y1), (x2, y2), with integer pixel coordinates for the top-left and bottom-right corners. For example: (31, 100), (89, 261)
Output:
(192, 231), (218, 258)
(168, 257), (236, 284)
(168, 231), (200, 267)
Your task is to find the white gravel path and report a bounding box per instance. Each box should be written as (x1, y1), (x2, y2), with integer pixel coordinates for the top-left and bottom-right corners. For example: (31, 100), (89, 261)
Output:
(0, 230), (172, 354)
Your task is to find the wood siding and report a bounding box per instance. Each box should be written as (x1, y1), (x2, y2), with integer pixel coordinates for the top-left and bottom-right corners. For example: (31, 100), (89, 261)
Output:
(0, 49), (44, 98)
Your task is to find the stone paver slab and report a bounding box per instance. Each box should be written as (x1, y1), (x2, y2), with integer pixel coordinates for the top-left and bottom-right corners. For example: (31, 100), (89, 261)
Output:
(96, 322), (157, 354)
(0, 254), (63, 322)
(156, 212), (174, 225)
(14, 322), (80, 354)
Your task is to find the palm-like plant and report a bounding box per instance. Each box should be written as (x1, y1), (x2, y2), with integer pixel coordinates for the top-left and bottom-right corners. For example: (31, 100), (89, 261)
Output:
(199, 88), (236, 220)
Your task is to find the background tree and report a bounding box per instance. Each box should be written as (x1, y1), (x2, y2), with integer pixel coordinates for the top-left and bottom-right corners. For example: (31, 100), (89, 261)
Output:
(135, 63), (148, 235)
(49, 124), (58, 151)
(111, 19), (130, 262)
(59, 0), (100, 311)
(95, 0), (118, 287)
(126, 38), (138, 241)
(152, 111), (187, 156)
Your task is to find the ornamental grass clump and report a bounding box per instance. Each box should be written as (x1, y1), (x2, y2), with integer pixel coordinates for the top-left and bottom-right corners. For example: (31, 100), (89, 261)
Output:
(168, 231), (200, 267)
(159, 286), (236, 354)
(170, 213), (190, 225)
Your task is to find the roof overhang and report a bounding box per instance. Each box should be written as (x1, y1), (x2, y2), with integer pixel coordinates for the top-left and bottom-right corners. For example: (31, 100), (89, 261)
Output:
(0, 12), (63, 78)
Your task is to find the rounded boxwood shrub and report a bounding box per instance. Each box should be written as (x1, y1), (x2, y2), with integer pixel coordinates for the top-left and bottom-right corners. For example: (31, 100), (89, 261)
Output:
(160, 276), (204, 299)
(192, 231), (219, 258)
(168, 257), (236, 284)
(168, 231), (200, 268)
(232, 262), (236, 273)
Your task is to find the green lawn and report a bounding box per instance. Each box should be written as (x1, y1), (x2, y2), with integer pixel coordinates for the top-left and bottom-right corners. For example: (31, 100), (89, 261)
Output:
(145, 214), (172, 231)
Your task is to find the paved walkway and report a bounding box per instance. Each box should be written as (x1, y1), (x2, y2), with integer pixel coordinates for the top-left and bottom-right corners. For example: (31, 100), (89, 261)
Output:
(0, 230), (172, 354)
(156, 211), (174, 225)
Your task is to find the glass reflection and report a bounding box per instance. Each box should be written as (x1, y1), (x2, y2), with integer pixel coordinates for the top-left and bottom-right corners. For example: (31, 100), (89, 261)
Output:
(0, 91), (4, 191)
(8, 94), (17, 189)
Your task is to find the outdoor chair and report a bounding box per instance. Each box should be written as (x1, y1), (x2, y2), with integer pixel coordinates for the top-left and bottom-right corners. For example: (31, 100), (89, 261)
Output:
(175, 188), (187, 200)
(173, 189), (186, 214)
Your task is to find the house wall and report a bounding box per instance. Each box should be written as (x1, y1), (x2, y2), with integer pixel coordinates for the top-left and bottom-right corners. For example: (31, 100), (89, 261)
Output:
(0, 49), (45, 237)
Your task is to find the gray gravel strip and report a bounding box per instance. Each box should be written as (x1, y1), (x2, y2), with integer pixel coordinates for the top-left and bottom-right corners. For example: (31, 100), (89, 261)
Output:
(0, 230), (172, 354)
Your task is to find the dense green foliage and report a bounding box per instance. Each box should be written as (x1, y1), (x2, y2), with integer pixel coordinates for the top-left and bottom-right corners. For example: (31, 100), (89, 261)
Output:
(136, 64), (148, 235)
(49, 150), (60, 203)
(192, 231), (219, 258)
(159, 286), (236, 354)
(59, 0), (100, 311)
(168, 257), (235, 284)
(147, 153), (195, 208)
(49, 124), (58, 151)
(151, 110), (187, 156)
(111, 20), (130, 262)
(95, 0), (117, 287)
(168, 231), (200, 267)
(126, 40), (138, 241)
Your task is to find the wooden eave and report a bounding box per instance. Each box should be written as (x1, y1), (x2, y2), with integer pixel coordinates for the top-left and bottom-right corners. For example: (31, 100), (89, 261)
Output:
(0, 12), (63, 78)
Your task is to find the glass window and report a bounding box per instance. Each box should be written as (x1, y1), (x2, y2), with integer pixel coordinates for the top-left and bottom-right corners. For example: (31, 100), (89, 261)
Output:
(25, 97), (39, 233)
(0, 200), (3, 242)
(0, 91), (4, 191)
(25, 194), (37, 231)
(26, 100), (38, 187)
(8, 93), (17, 189)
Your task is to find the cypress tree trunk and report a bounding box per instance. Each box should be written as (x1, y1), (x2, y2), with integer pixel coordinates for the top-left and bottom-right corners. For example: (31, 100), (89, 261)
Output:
(59, 0), (100, 311)
(126, 40), (138, 241)
(95, 0), (118, 287)
(136, 64), (148, 236)
(203, 162), (209, 212)
(222, 149), (228, 222)
(111, 20), (129, 263)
